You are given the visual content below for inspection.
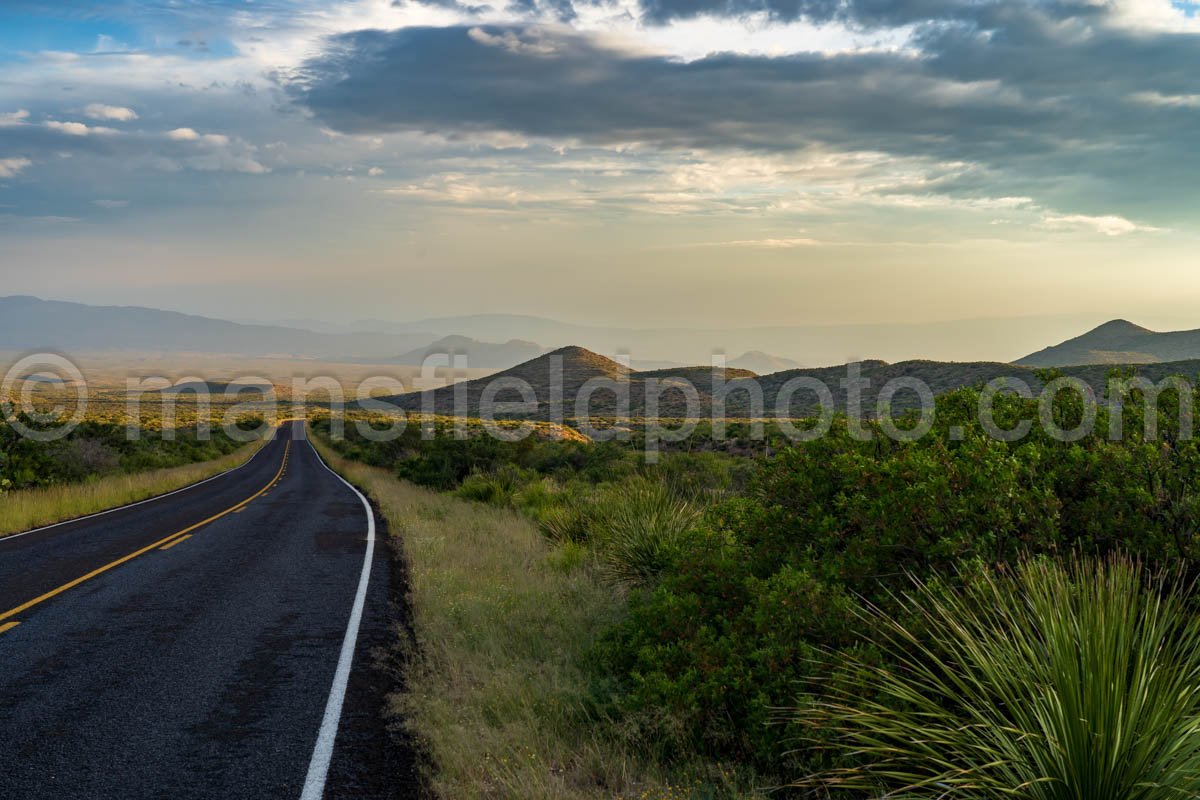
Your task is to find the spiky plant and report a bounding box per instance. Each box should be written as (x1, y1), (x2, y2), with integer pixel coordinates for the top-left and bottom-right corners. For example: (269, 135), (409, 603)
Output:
(800, 557), (1200, 799)
(592, 478), (701, 586)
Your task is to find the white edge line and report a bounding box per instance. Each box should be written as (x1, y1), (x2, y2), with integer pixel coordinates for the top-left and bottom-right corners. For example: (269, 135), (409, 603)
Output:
(0, 428), (280, 544)
(300, 426), (377, 800)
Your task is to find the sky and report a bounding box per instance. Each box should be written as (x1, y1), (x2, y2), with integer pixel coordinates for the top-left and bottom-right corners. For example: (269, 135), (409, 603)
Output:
(1, 0), (1200, 340)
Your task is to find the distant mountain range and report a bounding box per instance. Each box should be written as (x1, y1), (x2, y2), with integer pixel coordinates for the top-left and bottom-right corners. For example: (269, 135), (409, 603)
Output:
(0, 297), (805, 371)
(0, 296), (435, 360)
(1017, 319), (1200, 367)
(727, 350), (801, 373)
(248, 310), (1110, 366)
(8, 297), (1200, 387)
(392, 335), (547, 369)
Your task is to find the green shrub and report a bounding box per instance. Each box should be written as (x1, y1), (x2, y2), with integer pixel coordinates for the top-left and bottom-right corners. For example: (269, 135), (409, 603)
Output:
(0, 415), (253, 490)
(512, 476), (560, 517)
(455, 472), (510, 504)
(597, 529), (862, 767)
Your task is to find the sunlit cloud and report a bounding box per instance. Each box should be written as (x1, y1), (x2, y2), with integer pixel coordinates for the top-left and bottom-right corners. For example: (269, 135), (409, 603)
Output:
(0, 110), (30, 127)
(0, 157), (32, 179)
(83, 104), (138, 122)
(44, 120), (118, 137)
(1040, 213), (1164, 237)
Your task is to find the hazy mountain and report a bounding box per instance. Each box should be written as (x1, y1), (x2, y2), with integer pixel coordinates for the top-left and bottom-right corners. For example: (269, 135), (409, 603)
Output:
(727, 350), (801, 373)
(0, 296), (437, 360)
(392, 335), (546, 369)
(344, 311), (1108, 367)
(1016, 319), (1200, 367)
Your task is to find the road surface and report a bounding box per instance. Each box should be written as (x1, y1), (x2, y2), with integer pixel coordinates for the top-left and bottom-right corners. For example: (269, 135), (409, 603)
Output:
(0, 421), (415, 799)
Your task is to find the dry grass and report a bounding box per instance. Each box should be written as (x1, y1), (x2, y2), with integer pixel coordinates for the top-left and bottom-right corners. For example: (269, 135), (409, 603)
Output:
(309, 430), (759, 800)
(0, 437), (268, 537)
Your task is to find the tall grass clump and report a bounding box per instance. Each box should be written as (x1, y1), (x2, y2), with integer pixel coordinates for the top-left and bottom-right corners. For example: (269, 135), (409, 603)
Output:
(801, 556), (1200, 799)
(591, 478), (701, 586)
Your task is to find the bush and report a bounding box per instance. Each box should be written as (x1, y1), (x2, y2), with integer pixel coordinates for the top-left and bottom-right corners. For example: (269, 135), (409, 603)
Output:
(455, 473), (510, 504)
(0, 415), (253, 490)
(597, 529), (863, 766)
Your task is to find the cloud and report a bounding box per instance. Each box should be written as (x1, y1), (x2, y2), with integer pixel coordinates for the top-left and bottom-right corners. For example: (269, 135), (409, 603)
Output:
(368, 166), (385, 176)
(91, 199), (129, 208)
(44, 120), (117, 136)
(289, 14), (1200, 222)
(0, 110), (30, 127)
(381, 173), (525, 204)
(1130, 91), (1200, 108)
(83, 104), (138, 122)
(166, 127), (230, 145)
(1040, 213), (1162, 236)
(0, 158), (32, 178)
(467, 26), (564, 56)
(695, 237), (822, 247)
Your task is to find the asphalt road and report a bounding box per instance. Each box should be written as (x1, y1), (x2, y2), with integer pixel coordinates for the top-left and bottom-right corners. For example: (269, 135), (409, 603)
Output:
(0, 421), (415, 799)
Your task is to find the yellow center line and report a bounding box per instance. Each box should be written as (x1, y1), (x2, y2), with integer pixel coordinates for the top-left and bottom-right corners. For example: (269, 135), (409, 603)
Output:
(158, 534), (192, 551)
(0, 439), (291, 625)
(0, 621), (19, 634)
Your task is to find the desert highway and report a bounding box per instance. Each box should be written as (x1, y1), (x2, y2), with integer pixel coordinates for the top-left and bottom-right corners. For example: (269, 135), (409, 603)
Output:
(0, 421), (413, 799)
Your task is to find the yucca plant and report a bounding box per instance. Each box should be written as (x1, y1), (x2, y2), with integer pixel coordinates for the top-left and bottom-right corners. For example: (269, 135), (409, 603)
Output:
(537, 500), (590, 544)
(799, 557), (1200, 799)
(592, 478), (701, 586)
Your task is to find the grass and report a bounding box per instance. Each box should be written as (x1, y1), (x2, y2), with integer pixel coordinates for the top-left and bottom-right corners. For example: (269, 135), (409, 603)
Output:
(801, 556), (1200, 799)
(309, 429), (762, 800)
(0, 436), (269, 537)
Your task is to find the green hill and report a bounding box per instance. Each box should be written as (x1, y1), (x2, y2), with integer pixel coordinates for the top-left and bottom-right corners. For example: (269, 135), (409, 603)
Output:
(1018, 319), (1200, 366)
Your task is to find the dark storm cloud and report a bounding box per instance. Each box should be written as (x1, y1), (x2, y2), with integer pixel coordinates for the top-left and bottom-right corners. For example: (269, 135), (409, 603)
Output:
(289, 7), (1200, 217)
(292, 25), (1038, 150)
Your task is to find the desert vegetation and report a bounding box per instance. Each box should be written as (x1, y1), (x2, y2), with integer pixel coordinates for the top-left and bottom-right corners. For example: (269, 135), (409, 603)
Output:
(0, 414), (266, 536)
(309, 432), (761, 799)
(313, 369), (1200, 797)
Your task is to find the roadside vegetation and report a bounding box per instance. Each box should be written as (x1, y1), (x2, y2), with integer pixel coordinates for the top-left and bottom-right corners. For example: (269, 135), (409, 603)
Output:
(0, 414), (266, 536)
(314, 372), (1200, 797)
(309, 431), (761, 799)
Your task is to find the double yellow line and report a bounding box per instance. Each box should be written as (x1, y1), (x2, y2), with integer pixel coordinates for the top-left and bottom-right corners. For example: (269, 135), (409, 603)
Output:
(0, 439), (292, 633)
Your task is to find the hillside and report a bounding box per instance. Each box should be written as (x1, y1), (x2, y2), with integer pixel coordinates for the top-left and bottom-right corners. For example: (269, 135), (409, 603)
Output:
(380, 347), (1200, 420)
(0, 295), (436, 360)
(386, 346), (629, 416)
(1018, 319), (1200, 366)
(383, 347), (764, 417)
(392, 335), (546, 369)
